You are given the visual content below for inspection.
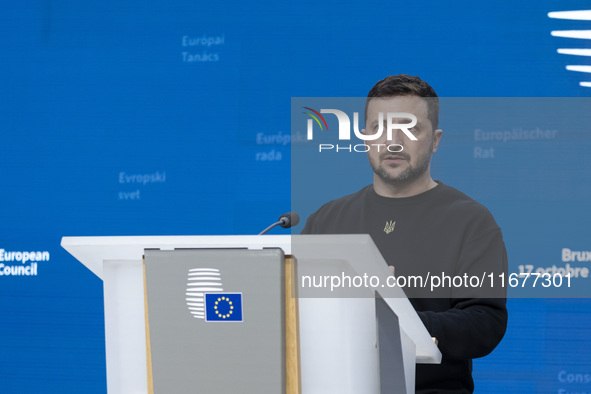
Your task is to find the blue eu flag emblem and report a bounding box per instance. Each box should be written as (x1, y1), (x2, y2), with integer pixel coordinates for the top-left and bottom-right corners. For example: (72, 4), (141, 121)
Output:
(205, 293), (243, 322)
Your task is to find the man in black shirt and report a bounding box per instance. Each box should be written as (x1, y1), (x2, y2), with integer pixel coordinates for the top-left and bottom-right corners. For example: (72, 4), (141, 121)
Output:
(301, 74), (508, 393)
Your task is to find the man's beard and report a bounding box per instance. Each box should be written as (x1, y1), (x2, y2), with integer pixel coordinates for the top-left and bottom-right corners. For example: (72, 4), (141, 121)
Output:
(369, 142), (433, 186)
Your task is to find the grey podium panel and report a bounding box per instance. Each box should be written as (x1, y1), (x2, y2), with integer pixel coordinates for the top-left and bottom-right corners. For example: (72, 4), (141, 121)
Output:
(145, 249), (286, 394)
(376, 294), (406, 394)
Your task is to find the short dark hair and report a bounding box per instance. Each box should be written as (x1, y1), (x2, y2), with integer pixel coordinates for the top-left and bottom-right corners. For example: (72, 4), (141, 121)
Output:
(364, 74), (439, 131)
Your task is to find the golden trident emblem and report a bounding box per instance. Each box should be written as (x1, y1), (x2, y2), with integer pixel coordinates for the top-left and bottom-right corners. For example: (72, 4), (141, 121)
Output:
(384, 220), (396, 234)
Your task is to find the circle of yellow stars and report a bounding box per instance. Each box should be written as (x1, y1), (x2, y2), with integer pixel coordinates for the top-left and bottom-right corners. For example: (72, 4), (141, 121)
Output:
(213, 296), (234, 319)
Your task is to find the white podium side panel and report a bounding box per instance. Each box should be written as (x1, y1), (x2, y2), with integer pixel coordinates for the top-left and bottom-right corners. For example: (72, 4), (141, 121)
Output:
(103, 260), (147, 394)
(292, 234), (441, 364)
(299, 298), (378, 394)
(400, 329), (416, 394)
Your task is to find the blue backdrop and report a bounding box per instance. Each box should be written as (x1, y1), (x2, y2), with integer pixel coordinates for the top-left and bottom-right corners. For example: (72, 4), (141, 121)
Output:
(1, 1), (590, 392)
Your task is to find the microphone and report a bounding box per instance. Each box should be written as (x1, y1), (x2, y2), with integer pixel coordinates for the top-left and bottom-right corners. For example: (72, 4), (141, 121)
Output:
(278, 212), (300, 228)
(259, 212), (300, 235)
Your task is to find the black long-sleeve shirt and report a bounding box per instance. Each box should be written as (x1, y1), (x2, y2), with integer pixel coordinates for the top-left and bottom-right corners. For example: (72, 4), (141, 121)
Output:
(301, 182), (508, 393)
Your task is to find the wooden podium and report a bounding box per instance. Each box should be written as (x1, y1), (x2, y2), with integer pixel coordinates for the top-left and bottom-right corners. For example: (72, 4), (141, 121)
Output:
(61, 234), (441, 394)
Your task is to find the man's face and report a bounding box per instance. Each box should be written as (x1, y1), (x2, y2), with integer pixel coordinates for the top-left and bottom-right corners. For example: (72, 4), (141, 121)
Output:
(364, 96), (441, 186)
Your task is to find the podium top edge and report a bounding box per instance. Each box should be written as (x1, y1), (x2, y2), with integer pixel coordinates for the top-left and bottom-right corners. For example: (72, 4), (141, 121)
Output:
(60, 234), (376, 251)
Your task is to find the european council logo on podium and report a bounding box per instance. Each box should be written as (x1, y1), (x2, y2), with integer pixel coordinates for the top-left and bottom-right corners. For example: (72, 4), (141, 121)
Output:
(205, 293), (243, 322)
